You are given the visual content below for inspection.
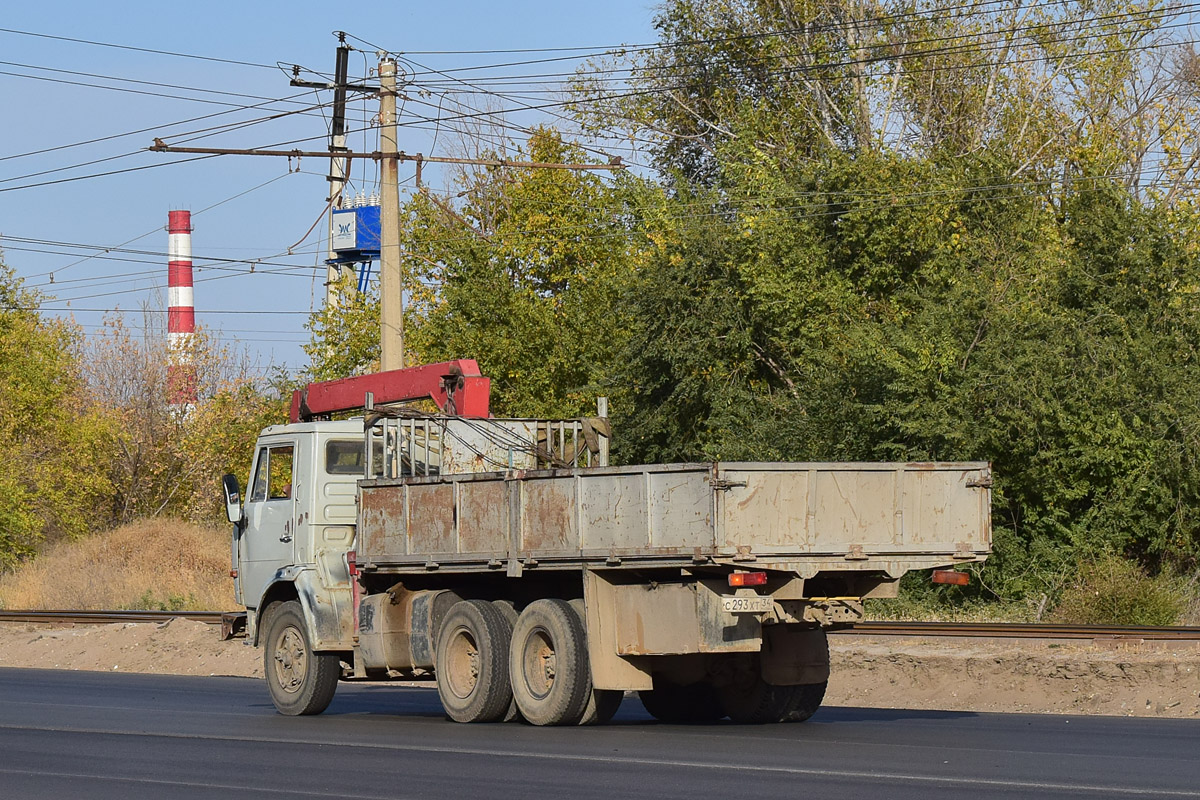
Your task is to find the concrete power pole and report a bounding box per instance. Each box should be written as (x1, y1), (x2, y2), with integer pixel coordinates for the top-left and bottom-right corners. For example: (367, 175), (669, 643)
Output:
(378, 56), (404, 371)
(324, 38), (352, 310)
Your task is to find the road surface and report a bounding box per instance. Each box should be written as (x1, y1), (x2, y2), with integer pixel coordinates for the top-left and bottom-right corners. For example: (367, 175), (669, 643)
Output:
(0, 667), (1197, 798)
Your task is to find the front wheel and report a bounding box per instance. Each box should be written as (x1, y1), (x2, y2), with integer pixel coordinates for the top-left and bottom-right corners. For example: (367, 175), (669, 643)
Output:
(263, 601), (340, 715)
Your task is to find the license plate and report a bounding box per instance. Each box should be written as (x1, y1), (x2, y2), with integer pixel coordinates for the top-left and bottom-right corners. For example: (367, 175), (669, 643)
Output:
(721, 595), (773, 614)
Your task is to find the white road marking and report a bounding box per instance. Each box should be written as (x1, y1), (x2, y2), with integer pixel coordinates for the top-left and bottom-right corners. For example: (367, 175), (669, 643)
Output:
(1, 723), (1197, 797)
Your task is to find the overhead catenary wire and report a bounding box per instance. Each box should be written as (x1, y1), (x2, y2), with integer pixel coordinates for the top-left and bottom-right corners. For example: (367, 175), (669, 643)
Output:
(0, 26), (277, 70)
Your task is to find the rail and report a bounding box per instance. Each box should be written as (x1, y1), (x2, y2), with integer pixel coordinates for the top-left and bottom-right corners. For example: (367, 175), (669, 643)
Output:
(0, 610), (244, 639)
(1, 611), (1197, 643)
(839, 621), (1200, 641)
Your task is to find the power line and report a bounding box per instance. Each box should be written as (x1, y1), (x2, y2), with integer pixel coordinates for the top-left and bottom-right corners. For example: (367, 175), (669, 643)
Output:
(0, 26), (277, 69)
(0, 91), (319, 164)
(0, 59), (323, 106)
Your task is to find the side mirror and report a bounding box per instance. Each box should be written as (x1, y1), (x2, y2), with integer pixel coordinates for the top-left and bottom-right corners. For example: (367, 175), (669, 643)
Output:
(222, 474), (243, 525)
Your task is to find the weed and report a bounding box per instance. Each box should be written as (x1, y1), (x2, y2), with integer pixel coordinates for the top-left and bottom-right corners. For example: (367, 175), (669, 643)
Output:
(1050, 555), (1188, 626)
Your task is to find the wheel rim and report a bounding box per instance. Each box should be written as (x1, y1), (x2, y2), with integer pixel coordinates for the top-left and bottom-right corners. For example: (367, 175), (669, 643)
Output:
(443, 624), (481, 701)
(520, 626), (556, 700)
(272, 624), (307, 695)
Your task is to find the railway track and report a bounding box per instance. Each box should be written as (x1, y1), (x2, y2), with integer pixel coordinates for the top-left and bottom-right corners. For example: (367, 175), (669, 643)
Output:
(0, 610), (244, 639)
(1, 610), (1198, 643)
(842, 620), (1200, 642)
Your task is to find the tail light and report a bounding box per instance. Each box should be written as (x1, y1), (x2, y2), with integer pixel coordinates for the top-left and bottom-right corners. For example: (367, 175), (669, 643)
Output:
(728, 571), (768, 587)
(347, 550), (358, 577)
(932, 569), (969, 586)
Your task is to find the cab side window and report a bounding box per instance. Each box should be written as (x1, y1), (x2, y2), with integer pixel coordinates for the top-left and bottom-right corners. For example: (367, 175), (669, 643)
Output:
(249, 445), (294, 503)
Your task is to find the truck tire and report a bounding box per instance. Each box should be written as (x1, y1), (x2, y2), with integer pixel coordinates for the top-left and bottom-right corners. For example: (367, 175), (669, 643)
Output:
(782, 681), (827, 722)
(718, 674), (801, 724)
(491, 600), (523, 723)
(435, 600), (514, 723)
(509, 599), (591, 726)
(639, 679), (724, 723)
(578, 688), (623, 726)
(566, 598), (621, 726)
(263, 600), (340, 716)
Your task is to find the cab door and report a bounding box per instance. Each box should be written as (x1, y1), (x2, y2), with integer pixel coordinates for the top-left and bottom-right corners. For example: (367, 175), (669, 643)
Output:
(237, 441), (296, 610)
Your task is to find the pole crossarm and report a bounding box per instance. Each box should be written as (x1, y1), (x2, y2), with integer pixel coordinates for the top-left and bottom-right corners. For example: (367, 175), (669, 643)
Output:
(147, 141), (624, 170)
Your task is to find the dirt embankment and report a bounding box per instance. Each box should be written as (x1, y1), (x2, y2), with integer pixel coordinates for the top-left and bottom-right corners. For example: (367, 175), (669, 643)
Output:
(1, 620), (1196, 718)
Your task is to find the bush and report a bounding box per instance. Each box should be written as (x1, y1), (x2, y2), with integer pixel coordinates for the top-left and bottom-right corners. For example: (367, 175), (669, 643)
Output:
(1051, 556), (1187, 626)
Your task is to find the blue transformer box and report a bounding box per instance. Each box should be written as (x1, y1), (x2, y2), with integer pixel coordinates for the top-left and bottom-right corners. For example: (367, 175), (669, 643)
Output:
(328, 204), (381, 264)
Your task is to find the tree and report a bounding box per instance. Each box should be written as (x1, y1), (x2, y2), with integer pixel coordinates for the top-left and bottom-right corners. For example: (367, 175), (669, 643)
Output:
(306, 128), (642, 420)
(80, 312), (287, 527)
(0, 258), (113, 569)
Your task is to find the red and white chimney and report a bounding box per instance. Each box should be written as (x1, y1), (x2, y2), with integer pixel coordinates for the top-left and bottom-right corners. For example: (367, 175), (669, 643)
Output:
(167, 209), (197, 406)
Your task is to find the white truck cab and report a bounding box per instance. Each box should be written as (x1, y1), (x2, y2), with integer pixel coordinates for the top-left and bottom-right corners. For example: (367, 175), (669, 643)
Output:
(231, 420), (364, 648)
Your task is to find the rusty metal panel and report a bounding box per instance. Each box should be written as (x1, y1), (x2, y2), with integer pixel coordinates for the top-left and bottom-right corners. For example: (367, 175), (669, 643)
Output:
(358, 484), (410, 562)
(407, 483), (457, 555)
(356, 461), (991, 573)
(647, 470), (713, 549)
(613, 582), (760, 655)
(457, 480), (509, 554)
(583, 570), (652, 690)
(579, 473), (647, 551)
(519, 477), (578, 554)
(716, 463), (991, 559)
(722, 470), (811, 551)
(811, 468), (897, 545)
(901, 465), (989, 548)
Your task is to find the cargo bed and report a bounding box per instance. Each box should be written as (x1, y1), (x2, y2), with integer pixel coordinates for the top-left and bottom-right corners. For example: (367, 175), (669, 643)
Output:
(357, 461), (992, 578)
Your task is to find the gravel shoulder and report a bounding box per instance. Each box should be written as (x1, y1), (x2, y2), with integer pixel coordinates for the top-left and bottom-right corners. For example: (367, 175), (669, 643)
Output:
(0, 620), (1196, 718)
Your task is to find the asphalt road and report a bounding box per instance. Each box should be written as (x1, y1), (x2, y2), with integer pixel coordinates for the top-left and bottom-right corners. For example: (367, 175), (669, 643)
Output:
(1, 667), (1197, 799)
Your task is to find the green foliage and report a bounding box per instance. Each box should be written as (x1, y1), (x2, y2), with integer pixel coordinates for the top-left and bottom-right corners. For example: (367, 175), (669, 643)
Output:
(404, 129), (640, 418)
(128, 590), (196, 612)
(303, 274), (381, 381)
(615, 145), (1200, 602)
(0, 259), (114, 569)
(1051, 555), (1188, 626)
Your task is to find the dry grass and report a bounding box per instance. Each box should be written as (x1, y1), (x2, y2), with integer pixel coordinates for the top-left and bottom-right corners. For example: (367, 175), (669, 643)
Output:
(0, 519), (237, 611)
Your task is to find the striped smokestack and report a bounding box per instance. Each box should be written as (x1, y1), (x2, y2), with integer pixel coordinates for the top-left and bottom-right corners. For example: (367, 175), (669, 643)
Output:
(167, 209), (196, 406)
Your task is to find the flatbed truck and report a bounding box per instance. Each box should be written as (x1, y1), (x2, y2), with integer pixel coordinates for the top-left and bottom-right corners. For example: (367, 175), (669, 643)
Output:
(224, 361), (991, 725)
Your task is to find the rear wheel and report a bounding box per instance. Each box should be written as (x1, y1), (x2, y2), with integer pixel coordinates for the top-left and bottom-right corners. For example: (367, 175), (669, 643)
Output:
(578, 688), (624, 726)
(718, 658), (807, 724)
(491, 601), (523, 723)
(263, 601), (340, 716)
(509, 599), (591, 726)
(567, 598), (621, 726)
(639, 679), (724, 723)
(782, 681), (827, 722)
(435, 600), (514, 723)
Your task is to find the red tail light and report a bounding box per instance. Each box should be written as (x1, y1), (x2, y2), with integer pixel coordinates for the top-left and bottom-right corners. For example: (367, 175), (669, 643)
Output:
(728, 571), (768, 587)
(347, 550), (358, 577)
(932, 570), (969, 586)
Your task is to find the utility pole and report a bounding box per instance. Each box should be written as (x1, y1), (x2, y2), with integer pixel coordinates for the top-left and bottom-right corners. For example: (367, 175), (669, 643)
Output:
(377, 56), (403, 371)
(325, 37), (351, 309)
(291, 33), (359, 311)
(149, 53), (624, 375)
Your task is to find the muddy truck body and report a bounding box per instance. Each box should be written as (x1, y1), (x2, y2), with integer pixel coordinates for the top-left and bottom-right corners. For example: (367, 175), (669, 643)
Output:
(225, 361), (991, 725)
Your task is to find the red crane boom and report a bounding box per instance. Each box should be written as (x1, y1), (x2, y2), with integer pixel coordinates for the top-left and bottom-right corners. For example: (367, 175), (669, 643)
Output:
(289, 359), (491, 422)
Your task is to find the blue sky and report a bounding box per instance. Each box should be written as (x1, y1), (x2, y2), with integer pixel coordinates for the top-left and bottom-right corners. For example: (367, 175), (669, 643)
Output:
(0, 1), (660, 374)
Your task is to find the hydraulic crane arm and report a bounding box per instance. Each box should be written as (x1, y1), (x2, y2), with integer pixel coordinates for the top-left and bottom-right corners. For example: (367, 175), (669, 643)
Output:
(289, 359), (491, 422)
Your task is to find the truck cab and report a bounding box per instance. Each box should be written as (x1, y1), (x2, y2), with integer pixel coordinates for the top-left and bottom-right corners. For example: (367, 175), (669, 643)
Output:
(232, 420), (364, 648)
